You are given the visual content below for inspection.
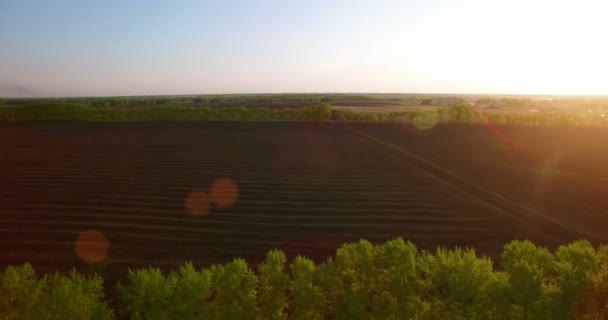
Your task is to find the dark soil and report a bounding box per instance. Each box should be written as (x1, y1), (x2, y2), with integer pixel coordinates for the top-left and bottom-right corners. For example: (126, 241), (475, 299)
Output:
(0, 122), (597, 285)
(351, 123), (608, 242)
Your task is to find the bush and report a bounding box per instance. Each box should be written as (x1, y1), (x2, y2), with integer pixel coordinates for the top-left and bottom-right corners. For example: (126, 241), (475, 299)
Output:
(257, 250), (289, 320)
(115, 267), (177, 319)
(0, 103), (333, 122)
(116, 259), (258, 319)
(111, 239), (608, 319)
(4, 239), (608, 319)
(333, 104), (608, 127)
(420, 248), (497, 319)
(289, 256), (323, 320)
(2, 103), (607, 127)
(0, 264), (113, 320)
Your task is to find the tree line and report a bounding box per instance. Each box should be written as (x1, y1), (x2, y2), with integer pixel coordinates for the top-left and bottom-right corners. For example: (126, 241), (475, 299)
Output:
(1, 103), (607, 127)
(2, 238), (608, 319)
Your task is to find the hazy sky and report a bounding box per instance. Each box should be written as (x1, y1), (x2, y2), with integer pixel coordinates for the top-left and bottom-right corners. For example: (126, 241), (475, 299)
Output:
(1, 0), (607, 97)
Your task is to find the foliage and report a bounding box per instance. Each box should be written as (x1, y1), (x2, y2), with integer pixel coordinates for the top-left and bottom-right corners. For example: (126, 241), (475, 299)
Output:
(115, 267), (178, 319)
(1, 102), (607, 126)
(257, 250), (289, 320)
(419, 247), (497, 319)
(578, 245), (608, 319)
(332, 104), (480, 125)
(553, 241), (599, 318)
(116, 259), (258, 319)
(0, 103), (332, 122)
(0, 264), (113, 320)
(289, 256), (323, 320)
(3, 239), (608, 319)
(333, 104), (608, 127)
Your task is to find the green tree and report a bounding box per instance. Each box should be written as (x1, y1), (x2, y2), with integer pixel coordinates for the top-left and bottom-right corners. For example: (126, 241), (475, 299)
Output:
(116, 267), (176, 319)
(206, 259), (259, 319)
(502, 240), (556, 319)
(371, 238), (427, 319)
(289, 256), (324, 320)
(257, 250), (289, 320)
(170, 262), (213, 318)
(0, 264), (113, 320)
(553, 241), (599, 319)
(0, 264), (45, 319)
(420, 248), (497, 319)
(578, 245), (608, 319)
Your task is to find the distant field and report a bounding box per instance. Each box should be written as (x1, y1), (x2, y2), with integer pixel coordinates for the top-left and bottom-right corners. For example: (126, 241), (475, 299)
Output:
(2, 122), (603, 286)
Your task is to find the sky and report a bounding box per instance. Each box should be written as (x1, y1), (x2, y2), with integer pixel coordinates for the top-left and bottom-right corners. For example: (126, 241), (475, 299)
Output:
(1, 0), (607, 97)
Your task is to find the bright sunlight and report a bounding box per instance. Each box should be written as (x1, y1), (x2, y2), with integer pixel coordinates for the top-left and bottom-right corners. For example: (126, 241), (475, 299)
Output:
(409, 0), (608, 95)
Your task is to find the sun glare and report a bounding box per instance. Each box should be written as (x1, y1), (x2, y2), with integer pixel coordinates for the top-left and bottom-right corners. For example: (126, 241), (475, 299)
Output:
(411, 0), (608, 95)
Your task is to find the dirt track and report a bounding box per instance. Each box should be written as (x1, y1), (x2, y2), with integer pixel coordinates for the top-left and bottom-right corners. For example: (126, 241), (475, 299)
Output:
(0, 122), (597, 279)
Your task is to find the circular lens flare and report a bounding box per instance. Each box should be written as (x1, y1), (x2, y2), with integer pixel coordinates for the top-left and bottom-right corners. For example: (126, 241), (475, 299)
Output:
(412, 114), (439, 130)
(74, 229), (110, 264)
(185, 190), (211, 216)
(210, 177), (239, 208)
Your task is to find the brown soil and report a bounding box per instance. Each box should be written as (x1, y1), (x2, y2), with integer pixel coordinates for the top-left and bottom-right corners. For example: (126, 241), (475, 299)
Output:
(350, 123), (608, 242)
(0, 122), (596, 283)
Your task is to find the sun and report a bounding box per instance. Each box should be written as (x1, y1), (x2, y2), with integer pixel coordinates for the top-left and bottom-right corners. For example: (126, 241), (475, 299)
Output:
(409, 0), (608, 95)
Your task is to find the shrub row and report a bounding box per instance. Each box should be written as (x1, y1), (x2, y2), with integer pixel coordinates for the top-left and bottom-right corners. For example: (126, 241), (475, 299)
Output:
(334, 105), (608, 127)
(1, 103), (607, 127)
(333, 105), (483, 124)
(2, 239), (608, 319)
(0, 103), (333, 122)
(0, 264), (113, 319)
(484, 111), (608, 127)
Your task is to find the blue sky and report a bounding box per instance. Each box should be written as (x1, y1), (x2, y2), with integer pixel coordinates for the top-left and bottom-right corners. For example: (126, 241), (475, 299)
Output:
(1, 0), (607, 97)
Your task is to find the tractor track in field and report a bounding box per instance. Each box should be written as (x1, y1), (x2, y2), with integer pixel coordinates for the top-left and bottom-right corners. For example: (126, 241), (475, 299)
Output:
(0, 122), (591, 275)
(345, 125), (605, 242)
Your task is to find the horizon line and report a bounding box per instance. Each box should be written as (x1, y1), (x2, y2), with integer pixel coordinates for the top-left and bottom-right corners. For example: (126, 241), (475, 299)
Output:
(3, 92), (608, 100)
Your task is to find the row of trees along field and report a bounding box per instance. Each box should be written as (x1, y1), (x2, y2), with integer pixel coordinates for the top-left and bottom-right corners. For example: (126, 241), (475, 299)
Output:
(2, 238), (608, 319)
(333, 104), (608, 127)
(0, 95), (337, 108)
(0, 103), (607, 127)
(89, 96), (334, 107)
(0, 104), (333, 122)
(478, 98), (608, 111)
(0, 96), (464, 108)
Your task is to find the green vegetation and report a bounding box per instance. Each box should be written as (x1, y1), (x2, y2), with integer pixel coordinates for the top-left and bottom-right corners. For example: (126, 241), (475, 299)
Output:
(0, 100), (607, 127)
(3, 239), (608, 319)
(0, 103), (332, 122)
(483, 111), (608, 127)
(334, 104), (608, 127)
(0, 94), (348, 108)
(332, 104), (477, 124)
(478, 97), (608, 112)
(0, 93), (467, 107)
(0, 264), (113, 320)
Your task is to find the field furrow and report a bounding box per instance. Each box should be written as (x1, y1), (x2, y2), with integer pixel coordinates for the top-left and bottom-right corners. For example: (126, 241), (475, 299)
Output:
(0, 122), (584, 276)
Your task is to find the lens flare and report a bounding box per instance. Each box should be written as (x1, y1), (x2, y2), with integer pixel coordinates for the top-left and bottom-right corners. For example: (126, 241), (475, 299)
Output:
(210, 177), (239, 208)
(412, 113), (439, 130)
(185, 190), (211, 216)
(74, 229), (110, 264)
(473, 102), (515, 146)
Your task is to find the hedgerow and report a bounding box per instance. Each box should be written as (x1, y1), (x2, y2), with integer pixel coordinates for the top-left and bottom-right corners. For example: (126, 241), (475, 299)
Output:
(333, 104), (608, 127)
(0, 264), (113, 320)
(2, 239), (608, 319)
(332, 105), (479, 124)
(1, 103), (607, 127)
(0, 103), (333, 122)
